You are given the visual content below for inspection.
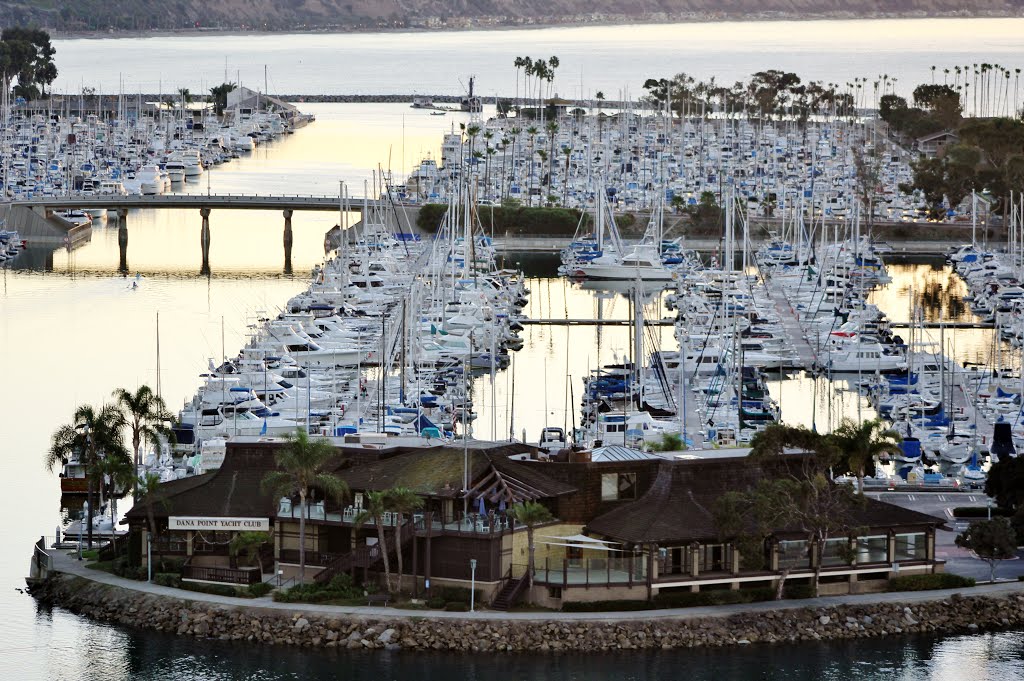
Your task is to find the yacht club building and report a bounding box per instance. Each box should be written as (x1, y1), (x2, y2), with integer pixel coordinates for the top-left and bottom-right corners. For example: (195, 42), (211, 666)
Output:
(125, 437), (943, 608)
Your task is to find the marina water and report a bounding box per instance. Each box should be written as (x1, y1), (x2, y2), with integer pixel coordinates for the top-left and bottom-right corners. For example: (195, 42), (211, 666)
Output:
(3, 19), (1023, 677)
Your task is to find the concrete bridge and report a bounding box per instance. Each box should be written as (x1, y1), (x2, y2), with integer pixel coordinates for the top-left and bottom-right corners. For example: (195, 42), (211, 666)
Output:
(7, 194), (421, 275)
(10, 194), (382, 212)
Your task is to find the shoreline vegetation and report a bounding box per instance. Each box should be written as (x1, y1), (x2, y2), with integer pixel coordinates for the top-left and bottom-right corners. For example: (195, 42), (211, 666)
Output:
(44, 10), (1024, 41)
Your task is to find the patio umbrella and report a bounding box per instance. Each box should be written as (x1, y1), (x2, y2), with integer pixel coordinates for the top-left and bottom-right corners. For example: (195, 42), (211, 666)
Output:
(477, 496), (486, 516)
(498, 498), (506, 512)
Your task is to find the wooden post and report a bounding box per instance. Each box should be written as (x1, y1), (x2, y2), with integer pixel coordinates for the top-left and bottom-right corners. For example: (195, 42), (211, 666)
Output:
(926, 528), (936, 574)
(424, 523), (432, 599)
(690, 542), (700, 578)
(647, 544), (655, 601)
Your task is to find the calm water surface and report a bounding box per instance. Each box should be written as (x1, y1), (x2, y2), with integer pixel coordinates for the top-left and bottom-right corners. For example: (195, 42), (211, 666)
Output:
(51, 17), (1024, 105)
(2, 86), (1022, 678)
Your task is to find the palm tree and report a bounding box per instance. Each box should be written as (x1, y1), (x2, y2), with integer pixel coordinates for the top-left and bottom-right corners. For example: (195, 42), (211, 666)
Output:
(47, 404), (128, 548)
(546, 120), (559, 197)
(526, 126), (539, 203)
(355, 490), (395, 593)
(113, 385), (172, 501)
(829, 418), (902, 496)
(385, 487), (423, 593)
(261, 429), (348, 584)
(509, 500), (553, 603)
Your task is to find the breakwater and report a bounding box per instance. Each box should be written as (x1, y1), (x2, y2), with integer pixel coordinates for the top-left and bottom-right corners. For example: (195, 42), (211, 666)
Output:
(30, 573), (1024, 652)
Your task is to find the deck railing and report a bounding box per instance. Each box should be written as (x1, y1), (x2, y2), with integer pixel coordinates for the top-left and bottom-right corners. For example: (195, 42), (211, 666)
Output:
(182, 559), (261, 586)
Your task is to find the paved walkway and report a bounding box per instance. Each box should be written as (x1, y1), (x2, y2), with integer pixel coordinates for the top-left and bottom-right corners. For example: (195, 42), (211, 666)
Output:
(45, 549), (1024, 623)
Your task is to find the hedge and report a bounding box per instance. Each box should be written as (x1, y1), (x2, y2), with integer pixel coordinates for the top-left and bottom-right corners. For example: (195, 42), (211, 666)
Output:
(561, 600), (654, 612)
(887, 574), (975, 591)
(416, 203), (586, 237)
(952, 507), (1010, 518)
(560, 585), (814, 612)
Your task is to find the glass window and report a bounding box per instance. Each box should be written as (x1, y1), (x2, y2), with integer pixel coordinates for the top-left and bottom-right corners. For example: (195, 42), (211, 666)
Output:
(601, 473), (637, 501)
(777, 540), (809, 570)
(894, 533), (926, 561)
(856, 535), (889, 564)
(821, 537), (851, 566)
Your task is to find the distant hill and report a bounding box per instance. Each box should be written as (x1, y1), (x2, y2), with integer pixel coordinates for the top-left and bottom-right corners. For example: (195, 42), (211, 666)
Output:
(2, 0), (1023, 33)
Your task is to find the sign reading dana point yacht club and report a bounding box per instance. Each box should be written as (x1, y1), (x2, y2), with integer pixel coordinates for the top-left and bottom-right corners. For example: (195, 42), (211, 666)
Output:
(168, 517), (270, 531)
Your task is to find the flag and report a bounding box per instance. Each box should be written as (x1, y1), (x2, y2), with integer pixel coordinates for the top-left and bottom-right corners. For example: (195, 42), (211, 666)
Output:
(260, 418), (267, 436)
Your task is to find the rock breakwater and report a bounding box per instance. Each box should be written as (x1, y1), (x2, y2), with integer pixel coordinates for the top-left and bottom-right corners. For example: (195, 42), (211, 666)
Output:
(30, 574), (1024, 652)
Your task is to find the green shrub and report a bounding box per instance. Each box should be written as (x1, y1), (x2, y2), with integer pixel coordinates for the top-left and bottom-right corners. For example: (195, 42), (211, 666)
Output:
(416, 203), (586, 237)
(952, 507), (1010, 518)
(245, 581), (274, 598)
(426, 596), (446, 609)
(271, 577), (362, 604)
(153, 573), (181, 588)
(81, 549), (100, 561)
(561, 600), (653, 612)
(180, 581), (241, 597)
(444, 602), (469, 612)
(888, 574), (975, 592)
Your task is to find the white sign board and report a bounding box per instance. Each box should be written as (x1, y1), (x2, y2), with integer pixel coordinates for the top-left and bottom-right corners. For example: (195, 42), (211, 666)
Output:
(169, 516), (270, 532)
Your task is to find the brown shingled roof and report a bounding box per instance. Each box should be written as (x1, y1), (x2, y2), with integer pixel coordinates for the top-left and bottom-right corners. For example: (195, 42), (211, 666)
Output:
(585, 455), (942, 545)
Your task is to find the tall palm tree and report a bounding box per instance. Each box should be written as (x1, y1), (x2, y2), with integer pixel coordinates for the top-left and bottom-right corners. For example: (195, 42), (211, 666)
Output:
(113, 385), (172, 501)
(355, 490), (395, 593)
(47, 404), (128, 548)
(509, 500), (553, 603)
(261, 429), (347, 584)
(386, 486), (423, 592)
(546, 120), (559, 197)
(829, 418), (902, 496)
(526, 126), (539, 203)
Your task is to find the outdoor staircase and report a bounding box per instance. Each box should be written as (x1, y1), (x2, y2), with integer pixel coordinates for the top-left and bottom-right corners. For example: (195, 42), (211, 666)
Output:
(314, 521), (414, 584)
(491, 571), (528, 611)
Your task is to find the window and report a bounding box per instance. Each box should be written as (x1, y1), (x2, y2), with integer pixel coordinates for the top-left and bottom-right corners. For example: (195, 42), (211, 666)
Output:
(894, 533), (926, 561)
(857, 535), (889, 564)
(821, 537), (851, 566)
(601, 473), (637, 501)
(777, 540), (810, 570)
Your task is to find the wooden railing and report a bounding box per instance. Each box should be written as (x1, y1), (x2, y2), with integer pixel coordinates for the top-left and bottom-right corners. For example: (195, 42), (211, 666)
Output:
(182, 559), (261, 585)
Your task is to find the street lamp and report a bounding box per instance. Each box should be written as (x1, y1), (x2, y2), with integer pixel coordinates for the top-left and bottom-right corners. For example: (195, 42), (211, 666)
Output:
(469, 559), (478, 612)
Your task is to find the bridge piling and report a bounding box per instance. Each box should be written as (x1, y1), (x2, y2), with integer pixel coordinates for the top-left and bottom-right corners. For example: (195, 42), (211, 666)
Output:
(283, 209), (293, 274)
(117, 208), (129, 273)
(200, 208), (211, 273)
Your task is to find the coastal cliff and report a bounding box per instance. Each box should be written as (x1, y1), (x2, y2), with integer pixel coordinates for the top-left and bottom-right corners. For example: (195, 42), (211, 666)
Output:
(2, 0), (1023, 34)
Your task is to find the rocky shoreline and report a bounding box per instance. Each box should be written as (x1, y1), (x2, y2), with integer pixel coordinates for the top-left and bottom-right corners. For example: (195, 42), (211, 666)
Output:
(30, 574), (1024, 652)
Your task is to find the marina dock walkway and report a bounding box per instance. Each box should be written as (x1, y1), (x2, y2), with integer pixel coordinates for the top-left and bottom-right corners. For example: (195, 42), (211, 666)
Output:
(765, 275), (818, 371)
(42, 548), (1024, 623)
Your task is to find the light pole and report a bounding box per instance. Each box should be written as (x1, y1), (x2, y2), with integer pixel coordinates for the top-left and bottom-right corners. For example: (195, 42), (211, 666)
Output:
(469, 558), (477, 612)
(147, 533), (153, 582)
(988, 498), (994, 520)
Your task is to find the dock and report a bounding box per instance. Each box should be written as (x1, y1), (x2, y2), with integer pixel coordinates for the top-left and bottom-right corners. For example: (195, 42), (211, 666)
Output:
(766, 279), (818, 369)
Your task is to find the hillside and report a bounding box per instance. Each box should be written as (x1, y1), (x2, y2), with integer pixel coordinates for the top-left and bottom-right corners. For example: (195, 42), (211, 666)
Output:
(2, 0), (1023, 33)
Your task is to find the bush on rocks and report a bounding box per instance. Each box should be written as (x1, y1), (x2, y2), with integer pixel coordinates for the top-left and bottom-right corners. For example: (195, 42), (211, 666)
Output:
(887, 574), (975, 591)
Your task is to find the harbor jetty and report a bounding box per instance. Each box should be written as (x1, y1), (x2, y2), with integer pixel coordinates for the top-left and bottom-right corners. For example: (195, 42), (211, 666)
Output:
(28, 559), (1024, 652)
